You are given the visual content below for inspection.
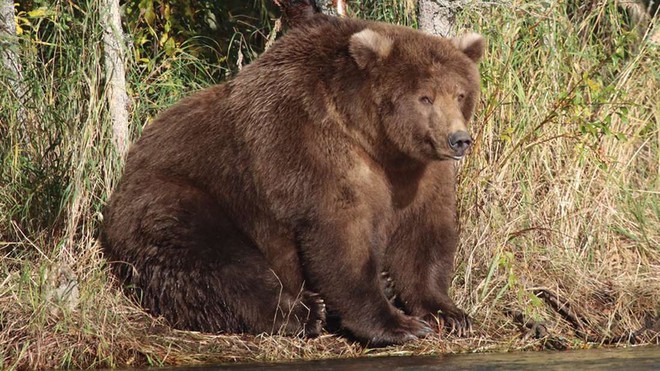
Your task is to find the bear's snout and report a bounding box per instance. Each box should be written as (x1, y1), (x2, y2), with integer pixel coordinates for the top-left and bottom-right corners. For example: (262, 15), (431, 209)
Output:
(448, 130), (473, 158)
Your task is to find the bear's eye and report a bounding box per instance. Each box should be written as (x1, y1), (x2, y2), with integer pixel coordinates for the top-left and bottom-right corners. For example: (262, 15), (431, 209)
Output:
(457, 93), (466, 101)
(420, 96), (433, 105)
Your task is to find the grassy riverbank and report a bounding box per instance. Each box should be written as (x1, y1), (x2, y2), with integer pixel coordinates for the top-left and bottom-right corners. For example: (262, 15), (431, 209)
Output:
(1, 1), (658, 368)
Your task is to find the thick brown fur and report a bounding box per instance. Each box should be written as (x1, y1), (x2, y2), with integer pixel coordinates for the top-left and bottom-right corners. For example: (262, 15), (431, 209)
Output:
(101, 14), (484, 346)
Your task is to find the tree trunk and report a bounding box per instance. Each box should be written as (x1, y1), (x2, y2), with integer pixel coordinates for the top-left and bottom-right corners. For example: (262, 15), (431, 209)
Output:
(418, 0), (468, 36)
(1, 0), (28, 126)
(274, 0), (344, 27)
(101, 0), (130, 159)
(317, 0), (345, 17)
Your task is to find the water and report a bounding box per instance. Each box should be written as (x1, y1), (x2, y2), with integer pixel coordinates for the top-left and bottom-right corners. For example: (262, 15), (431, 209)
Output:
(177, 346), (659, 370)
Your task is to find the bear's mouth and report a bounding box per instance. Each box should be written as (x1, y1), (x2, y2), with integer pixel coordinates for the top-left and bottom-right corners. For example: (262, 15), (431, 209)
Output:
(425, 137), (463, 161)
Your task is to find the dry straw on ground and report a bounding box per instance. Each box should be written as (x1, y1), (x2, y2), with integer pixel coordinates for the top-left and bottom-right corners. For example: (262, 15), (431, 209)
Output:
(0, 1), (658, 369)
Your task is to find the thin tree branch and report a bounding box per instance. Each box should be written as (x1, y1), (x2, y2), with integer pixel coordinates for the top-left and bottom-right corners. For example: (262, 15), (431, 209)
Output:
(101, 0), (130, 159)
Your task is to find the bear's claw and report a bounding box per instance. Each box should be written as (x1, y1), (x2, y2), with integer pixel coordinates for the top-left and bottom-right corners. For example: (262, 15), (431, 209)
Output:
(301, 291), (326, 337)
(381, 271), (397, 304)
(436, 310), (472, 337)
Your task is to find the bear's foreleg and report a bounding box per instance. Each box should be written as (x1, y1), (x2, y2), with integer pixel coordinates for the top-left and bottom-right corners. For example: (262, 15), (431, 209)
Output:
(385, 198), (471, 337)
(295, 208), (432, 346)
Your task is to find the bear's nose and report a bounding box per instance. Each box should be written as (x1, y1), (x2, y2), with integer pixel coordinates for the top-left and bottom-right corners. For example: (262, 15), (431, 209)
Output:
(448, 131), (473, 156)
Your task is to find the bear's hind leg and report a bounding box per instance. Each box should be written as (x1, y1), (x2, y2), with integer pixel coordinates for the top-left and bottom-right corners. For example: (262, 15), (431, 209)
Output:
(102, 178), (325, 336)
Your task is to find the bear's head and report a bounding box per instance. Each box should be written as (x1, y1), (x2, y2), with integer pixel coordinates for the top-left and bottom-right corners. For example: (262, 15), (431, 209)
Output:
(349, 27), (484, 162)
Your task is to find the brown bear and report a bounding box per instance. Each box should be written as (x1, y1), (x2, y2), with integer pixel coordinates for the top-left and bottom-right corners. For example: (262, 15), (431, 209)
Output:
(101, 13), (483, 346)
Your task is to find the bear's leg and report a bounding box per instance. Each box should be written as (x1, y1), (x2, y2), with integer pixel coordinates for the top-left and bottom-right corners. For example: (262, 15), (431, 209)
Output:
(295, 210), (432, 346)
(385, 199), (471, 337)
(103, 178), (325, 336)
(324, 271), (399, 332)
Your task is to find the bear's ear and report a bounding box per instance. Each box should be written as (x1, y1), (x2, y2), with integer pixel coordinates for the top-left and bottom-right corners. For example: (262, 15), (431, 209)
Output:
(451, 32), (485, 63)
(349, 28), (393, 69)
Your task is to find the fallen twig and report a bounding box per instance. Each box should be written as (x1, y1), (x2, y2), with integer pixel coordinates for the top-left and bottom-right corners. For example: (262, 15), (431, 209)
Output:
(534, 289), (641, 345)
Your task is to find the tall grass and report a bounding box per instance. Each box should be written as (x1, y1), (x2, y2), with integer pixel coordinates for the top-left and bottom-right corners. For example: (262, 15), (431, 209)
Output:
(455, 0), (659, 344)
(0, 0), (658, 368)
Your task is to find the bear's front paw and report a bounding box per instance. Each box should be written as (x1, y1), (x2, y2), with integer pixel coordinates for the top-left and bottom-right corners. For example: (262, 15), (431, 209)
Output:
(425, 308), (472, 337)
(365, 312), (433, 347)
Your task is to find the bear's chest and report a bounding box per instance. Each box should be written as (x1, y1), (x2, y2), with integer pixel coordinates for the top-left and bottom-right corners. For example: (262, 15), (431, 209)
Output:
(383, 161), (428, 210)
